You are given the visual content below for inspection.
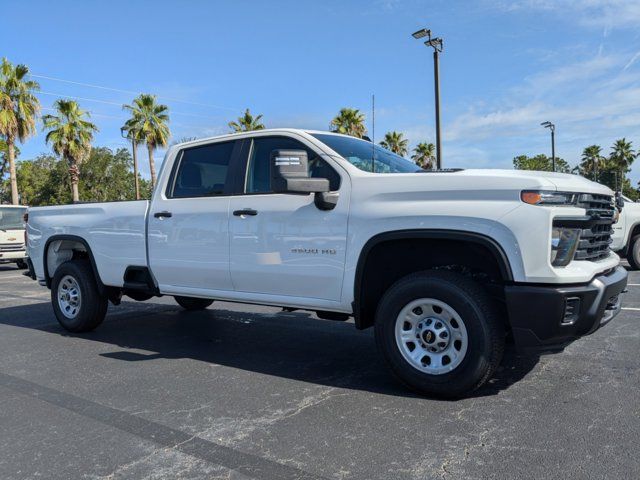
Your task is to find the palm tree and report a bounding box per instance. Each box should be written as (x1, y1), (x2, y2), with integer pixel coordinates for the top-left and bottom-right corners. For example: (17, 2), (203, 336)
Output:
(580, 145), (603, 181)
(43, 99), (98, 202)
(0, 58), (40, 205)
(228, 109), (265, 132)
(120, 117), (143, 200)
(379, 131), (408, 156)
(609, 138), (636, 189)
(123, 94), (170, 187)
(411, 142), (436, 169)
(330, 108), (367, 138)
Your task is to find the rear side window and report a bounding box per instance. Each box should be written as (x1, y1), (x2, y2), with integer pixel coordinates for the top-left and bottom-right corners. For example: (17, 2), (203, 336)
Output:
(245, 136), (341, 193)
(169, 141), (235, 198)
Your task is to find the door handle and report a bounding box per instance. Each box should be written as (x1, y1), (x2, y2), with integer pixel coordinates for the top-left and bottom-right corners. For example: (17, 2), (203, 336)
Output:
(154, 211), (173, 218)
(233, 208), (258, 217)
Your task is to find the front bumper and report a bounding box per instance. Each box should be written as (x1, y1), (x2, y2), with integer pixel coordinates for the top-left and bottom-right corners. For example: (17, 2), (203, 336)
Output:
(0, 249), (26, 262)
(505, 266), (628, 354)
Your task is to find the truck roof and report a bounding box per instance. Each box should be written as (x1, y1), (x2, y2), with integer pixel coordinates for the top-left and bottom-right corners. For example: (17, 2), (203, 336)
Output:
(170, 128), (352, 148)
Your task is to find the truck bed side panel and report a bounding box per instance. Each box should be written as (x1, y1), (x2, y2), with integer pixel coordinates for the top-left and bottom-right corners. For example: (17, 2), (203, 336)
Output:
(27, 201), (149, 287)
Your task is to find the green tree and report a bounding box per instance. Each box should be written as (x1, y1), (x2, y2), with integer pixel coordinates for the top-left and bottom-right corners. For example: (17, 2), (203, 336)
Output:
(330, 108), (367, 138)
(379, 131), (408, 156)
(411, 142), (435, 169)
(0, 58), (40, 204)
(513, 154), (571, 173)
(609, 138), (636, 188)
(0, 148), (151, 206)
(123, 94), (170, 188)
(228, 109), (265, 132)
(0, 138), (19, 179)
(578, 145), (604, 181)
(43, 99), (98, 202)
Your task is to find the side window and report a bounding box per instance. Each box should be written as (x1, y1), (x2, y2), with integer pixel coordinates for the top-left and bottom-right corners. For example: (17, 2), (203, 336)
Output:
(169, 141), (235, 198)
(245, 136), (341, 193)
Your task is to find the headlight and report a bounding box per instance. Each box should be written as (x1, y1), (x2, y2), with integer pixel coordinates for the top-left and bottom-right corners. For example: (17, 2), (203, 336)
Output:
(521, 190), (577, 206)
(551, 227), (581, 267)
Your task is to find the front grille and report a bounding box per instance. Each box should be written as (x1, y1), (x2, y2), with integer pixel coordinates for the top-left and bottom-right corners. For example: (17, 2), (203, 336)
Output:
(0, 243), (25, 252)
(573, 194), (615, 262)
(576, 193), (615, 220)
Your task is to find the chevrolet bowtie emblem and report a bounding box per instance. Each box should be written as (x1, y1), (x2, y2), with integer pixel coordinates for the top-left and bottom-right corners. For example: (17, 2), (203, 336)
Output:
(7, 237), (16, 241)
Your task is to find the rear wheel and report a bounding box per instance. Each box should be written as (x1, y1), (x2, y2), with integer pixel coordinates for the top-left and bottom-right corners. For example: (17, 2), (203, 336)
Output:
(51, 259), (108, 332)
(375, 270), (504, 398)
(174, 296), (214, 311)
(627, 235), (640, 270)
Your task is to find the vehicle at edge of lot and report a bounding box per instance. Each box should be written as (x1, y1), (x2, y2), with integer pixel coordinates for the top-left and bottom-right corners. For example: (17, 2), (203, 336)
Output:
(24, 129), (628, 398)
(611, 195), (640, 270)
(0, 205), (28, 269)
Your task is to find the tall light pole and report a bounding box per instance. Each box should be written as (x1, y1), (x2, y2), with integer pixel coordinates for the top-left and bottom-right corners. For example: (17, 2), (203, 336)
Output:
(412, 28), (444, 169)
(541, 121), (556, 172)
(121, 127), (140, 200)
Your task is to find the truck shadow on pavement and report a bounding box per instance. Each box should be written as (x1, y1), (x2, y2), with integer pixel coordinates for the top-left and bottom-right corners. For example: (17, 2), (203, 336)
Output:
(0, 300), (540, 400)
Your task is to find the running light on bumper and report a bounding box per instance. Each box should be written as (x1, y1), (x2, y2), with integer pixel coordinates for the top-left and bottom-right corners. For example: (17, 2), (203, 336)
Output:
(551, 227), (581, 267)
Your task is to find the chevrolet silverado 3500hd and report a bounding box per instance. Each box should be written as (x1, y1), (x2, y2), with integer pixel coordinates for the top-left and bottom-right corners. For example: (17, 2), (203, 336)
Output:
(25, 129), (628, 397)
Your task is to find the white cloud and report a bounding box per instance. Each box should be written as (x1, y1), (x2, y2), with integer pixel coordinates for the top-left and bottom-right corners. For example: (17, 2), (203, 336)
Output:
(494, 0), (640, 30)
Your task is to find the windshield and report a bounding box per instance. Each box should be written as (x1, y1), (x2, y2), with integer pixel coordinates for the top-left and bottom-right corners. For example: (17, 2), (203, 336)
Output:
(311, 133), (422, 173)
(0, 207), (27, 230)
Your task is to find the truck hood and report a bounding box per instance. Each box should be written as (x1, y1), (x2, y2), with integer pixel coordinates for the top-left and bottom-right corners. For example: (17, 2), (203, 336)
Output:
(446, 169), (614, 195)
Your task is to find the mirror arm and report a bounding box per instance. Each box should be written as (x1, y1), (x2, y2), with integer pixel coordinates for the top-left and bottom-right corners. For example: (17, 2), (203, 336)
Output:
(314, 191), (339, 211)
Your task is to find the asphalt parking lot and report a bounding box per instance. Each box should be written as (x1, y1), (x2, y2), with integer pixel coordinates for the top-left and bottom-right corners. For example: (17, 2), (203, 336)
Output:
(0, 264), (638, 480)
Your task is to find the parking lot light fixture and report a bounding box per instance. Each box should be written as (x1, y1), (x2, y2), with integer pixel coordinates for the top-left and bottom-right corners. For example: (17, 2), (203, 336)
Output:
(541, 121), (556, 172)
(412, 27), (444, 169)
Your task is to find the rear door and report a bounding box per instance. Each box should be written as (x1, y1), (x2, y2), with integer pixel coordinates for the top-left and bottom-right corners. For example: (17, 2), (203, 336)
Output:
(148, 140), (242, 293)
(228, 134), (349, 301)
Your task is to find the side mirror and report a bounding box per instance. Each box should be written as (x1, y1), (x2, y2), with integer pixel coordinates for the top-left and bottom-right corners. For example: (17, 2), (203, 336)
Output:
(271, 149), (329, 194)
(615, 192), (624, 211)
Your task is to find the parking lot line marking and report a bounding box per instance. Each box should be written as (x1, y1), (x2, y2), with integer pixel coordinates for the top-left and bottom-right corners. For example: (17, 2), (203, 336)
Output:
(622, 307), (640, 311)
(627, 283), (640, 286)
(0, 274), (28, 280)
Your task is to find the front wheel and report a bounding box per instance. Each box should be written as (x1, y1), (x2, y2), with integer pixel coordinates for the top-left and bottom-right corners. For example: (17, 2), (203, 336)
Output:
(375, 270), (504, 398)
(627, 235), (640, 270)
(51, 259), (108, 332)
(174, 296), (214, 311)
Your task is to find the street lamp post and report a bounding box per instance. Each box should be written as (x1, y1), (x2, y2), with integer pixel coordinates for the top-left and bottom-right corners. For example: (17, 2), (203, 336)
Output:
(412, 28), (444, 170)
(121, 127), (140, 200)
(541, 121), (556, 172)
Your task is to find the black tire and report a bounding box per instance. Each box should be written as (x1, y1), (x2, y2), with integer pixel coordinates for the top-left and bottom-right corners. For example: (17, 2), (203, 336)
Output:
(16, 259), (28, 269)
(51, 259), (108, 332)
(627, 235), (640, 270)
(174, 296), (214, 311)
(375, 270), (504, 399)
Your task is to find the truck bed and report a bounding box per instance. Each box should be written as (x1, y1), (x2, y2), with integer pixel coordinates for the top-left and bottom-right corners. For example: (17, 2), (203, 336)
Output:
(28, 201), (149, 287)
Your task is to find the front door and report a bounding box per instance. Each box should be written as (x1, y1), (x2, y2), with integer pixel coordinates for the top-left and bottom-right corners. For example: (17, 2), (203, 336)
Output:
(148, 140), (241, 293)
(229, 135), (349, 301)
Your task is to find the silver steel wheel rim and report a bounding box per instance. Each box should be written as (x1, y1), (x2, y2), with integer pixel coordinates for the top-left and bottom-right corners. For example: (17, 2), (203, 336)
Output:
(58, 275), (82, 319)
(394, 298), (468, 375)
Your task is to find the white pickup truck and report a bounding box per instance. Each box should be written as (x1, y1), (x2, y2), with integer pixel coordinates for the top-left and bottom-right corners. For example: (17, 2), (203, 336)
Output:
(612, 195), (640, 269)
(26, 129), (628, 397)
(0, 205), (28, 269)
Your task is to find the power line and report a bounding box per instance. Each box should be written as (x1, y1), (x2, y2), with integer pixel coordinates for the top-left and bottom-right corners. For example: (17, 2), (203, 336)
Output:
(37, 91), (228, 120)
(32, 73), (240, 112)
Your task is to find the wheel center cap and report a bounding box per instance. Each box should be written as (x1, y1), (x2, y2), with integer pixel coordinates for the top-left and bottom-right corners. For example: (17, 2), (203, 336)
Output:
(422, 329), (436, 344)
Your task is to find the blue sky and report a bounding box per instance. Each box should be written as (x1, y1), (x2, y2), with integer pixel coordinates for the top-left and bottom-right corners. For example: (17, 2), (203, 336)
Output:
(3, 0), (640, 183)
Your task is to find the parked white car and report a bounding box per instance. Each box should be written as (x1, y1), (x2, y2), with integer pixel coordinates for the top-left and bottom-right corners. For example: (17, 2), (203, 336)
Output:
(611, 195), (640, 269)
(0, 205), (28, 269)
(25, 129), (628, 397)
